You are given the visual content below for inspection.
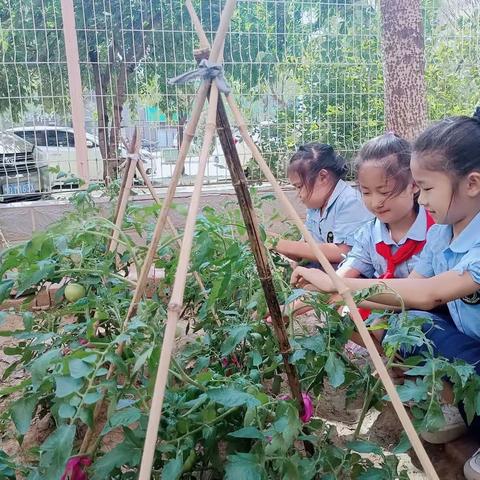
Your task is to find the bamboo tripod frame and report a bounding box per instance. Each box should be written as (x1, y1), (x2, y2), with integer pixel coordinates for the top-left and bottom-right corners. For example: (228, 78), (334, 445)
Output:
(141, 1), (438, 478)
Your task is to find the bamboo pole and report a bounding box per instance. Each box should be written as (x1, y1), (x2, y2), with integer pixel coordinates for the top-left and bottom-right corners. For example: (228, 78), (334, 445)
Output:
(109, 128), (141, 252)
(60, 0), (89, 184)
(138, 85), (221, 480)
(185, 5), (438, 479)
(136, 159), (220, 326)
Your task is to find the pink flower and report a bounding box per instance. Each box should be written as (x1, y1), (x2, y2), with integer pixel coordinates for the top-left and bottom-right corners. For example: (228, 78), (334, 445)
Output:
(220, 357), (229, 368)
(61, 455), (92, 480)
(278, 392), (314, 423)
(300, 392), (313, 423)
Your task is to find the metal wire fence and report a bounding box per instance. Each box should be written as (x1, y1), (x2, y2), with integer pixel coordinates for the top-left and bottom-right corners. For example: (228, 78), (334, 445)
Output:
(0, 0), (479, 201)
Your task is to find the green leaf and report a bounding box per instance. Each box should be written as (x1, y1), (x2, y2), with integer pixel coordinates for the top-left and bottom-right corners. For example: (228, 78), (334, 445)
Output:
(30, 349), (61, 391)
(281, 459), (300, 479)
(68, 358), (94, 379)
(133, 347), (153, 374)
(54, 376), (83, 398)
(101, 407), (142, 435)
(221, 325), (252, 356)
(358, 468), (387, 480)
(162, 456), (183, 480)
(92, 441), (141, 480)
(300, 335), (325, 354)
(394, 379), (429, 403)
(347, 439), (383, 455)
(17, 260), (55, 295)
(424, 400), (446, 432)
(325, 352), (345, 388)
(225, 453), (264, 480)
(228, 426), (265, 440)
(393, 432), (411, 454)
(0, 279), (14, 303)
(39, 424), (76, 480)
(84, 391), (102, 405)
(58, 403), (76, 419)
(207, 388), (260, 408)
(10, 395), (38, 435)
(250, 351), (262, 367)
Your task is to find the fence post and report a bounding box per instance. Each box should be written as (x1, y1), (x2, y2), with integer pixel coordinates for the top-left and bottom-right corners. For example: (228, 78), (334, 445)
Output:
(60, 0), (89, 185)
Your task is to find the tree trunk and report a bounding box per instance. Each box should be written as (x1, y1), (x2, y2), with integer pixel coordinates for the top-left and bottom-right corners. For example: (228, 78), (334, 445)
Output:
(107, 63), (128, 181)
(380, 0), (427, 141)
(88, 48), (110, 181)
(177, 113), (188, 150)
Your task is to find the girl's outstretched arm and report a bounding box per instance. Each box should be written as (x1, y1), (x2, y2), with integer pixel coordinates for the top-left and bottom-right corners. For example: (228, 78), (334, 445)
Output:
(274, 239), (351, 263)
(291, 266), (480, 311)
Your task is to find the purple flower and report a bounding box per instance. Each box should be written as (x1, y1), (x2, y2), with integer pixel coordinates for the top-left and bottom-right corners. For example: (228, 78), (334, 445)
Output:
(278, 392), (314, 423)
(60, 455), (92, 480)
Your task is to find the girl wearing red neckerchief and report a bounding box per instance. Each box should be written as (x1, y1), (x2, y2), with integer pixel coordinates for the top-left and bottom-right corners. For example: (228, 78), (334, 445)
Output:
(337, 133), (434, 337)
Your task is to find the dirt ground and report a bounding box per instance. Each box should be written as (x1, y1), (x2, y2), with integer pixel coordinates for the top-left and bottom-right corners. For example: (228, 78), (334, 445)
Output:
(0, 310), (477, 479)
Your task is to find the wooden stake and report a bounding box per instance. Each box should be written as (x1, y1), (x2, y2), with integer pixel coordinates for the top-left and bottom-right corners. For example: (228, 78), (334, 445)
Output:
(136, 159), (220, 326)
(214, 89), (303, 415)
(109, 127), (141, 252)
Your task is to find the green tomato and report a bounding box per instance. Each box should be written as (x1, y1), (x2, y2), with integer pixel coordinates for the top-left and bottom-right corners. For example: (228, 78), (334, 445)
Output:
(93, 309), (108, 321)
(182, 450), (197, 473)
(64, 283), (86, 302)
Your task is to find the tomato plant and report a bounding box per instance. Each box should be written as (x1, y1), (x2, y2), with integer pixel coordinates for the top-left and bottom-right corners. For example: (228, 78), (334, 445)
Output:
(0, 187), (479, 479)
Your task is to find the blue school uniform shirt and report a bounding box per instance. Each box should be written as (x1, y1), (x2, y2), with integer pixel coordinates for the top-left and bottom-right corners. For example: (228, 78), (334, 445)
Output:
(341, 207), (429, 279)
(304, 179), (373, 246)
(414, 211), (480, 342)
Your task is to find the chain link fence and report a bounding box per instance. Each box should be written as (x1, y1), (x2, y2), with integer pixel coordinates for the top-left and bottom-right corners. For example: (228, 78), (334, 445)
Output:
(0, 0), (479, 201)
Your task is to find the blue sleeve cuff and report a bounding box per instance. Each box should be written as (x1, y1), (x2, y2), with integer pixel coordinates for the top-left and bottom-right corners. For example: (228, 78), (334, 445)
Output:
(341, 256), (376, 277)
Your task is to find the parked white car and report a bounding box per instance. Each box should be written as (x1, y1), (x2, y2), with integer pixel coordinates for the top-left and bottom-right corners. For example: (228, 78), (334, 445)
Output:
(7, 126), (154, 188)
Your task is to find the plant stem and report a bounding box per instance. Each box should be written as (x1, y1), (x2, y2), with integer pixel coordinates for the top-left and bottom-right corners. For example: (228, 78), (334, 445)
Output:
(165, 406), (239, 445)
(170, 357), (207, 392)
(354, 354), (396, 438)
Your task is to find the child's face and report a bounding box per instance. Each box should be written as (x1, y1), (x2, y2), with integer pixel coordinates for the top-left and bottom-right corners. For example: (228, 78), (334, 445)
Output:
(411, 153), (456, 224)
(289, 170), (333, 209)
(357, 162), (417, 225)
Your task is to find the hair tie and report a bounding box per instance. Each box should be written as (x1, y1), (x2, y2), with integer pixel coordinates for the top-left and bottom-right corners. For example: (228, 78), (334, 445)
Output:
(386, 130), (396, 135)
(473, 106), (480, 122)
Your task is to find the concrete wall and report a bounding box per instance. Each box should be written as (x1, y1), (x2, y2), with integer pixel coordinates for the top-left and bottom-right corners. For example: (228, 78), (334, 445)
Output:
(0, 185), (305, 245)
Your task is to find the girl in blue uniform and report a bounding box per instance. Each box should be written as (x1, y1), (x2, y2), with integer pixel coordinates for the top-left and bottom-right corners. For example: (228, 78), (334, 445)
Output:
(291, 112), (480, 479)
(272, 143), (372, 265)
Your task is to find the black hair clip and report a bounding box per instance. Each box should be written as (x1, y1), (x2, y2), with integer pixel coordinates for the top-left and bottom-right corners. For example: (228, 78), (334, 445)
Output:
(473, 106), (480, 122)
(298, 145), (308, 152)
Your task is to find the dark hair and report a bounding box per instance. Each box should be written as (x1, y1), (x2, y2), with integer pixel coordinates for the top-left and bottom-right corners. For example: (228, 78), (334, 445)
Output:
(287, 143), (347, 196)
(413, 109), (480, 178)
(355, 132), (413, 197)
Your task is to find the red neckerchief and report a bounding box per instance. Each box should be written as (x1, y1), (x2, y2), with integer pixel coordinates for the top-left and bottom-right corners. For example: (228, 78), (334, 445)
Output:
(358, 211), (435, 320)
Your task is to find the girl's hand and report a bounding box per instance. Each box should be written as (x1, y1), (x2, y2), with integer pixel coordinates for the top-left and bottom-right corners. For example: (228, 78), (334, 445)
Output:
(290, 266), (335, 293)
